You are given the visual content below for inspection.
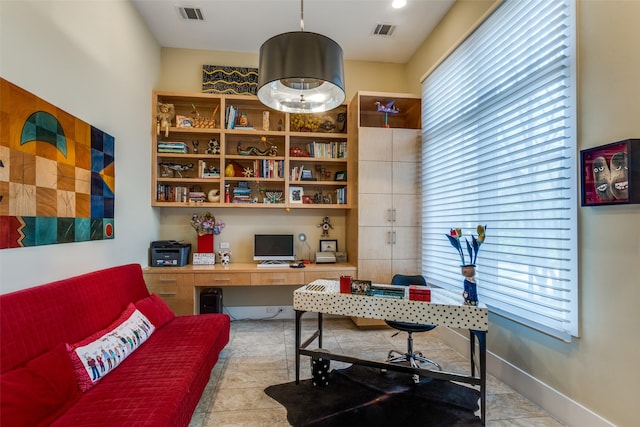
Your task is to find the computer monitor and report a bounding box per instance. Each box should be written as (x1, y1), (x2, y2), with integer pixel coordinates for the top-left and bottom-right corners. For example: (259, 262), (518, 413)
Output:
(253, 234), (295, 262)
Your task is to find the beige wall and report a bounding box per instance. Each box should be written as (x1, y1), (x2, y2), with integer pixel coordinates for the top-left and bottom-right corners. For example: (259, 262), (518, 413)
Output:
(406, 1), (639, 425)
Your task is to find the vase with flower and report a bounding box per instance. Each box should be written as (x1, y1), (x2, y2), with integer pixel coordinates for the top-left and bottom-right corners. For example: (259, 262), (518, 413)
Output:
(446, 225), (487, 306)
(190, 212), (225, 253)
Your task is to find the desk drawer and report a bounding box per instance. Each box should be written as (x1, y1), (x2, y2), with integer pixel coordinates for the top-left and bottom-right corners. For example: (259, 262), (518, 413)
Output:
(251, 271), (304, 286)
(193, 272), (251, 287)
(145, 274), (179, 297)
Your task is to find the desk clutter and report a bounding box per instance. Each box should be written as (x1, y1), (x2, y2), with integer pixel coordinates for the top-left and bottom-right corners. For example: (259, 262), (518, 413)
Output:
(336, 275), (431, 301)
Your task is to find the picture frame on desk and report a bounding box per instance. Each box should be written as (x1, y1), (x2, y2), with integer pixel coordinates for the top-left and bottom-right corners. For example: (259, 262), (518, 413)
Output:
(289, 186), (304, 204)
(319, 239), (338, 252)
(351, 279), (372, 295)
(580, 139), (639, 206)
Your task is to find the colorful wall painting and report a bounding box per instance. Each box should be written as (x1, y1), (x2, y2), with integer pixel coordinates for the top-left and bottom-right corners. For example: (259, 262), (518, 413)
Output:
(0, 78), (115, 249)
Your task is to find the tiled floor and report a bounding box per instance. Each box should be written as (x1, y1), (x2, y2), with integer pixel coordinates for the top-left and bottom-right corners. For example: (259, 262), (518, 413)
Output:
(189, 317), (565, 426)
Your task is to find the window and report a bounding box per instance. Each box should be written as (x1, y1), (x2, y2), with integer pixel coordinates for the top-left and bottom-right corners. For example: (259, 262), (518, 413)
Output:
(421, 0), (577, 341)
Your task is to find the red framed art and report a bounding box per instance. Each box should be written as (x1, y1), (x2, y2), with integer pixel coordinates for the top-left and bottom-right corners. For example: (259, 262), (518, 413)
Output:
(580, 139), (639, 206)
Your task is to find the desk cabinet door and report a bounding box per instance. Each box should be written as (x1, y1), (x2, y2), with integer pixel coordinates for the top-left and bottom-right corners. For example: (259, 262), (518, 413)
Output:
(144, 273), (193, 316)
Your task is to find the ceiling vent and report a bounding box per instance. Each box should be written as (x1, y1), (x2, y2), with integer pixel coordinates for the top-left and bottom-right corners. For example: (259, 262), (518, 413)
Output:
(176, 7), (204, 21)
(372, 24), (396, 37)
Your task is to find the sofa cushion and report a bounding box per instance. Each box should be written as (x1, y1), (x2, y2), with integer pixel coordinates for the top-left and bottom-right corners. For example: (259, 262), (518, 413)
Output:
(50, 314), (231, 427)
(67, 303), (155, 392)
(0, 343), (81, 427)
(135, 293), (175, 328)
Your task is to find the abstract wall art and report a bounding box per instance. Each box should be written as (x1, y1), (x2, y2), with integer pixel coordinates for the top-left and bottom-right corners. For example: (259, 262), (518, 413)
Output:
(202, 65), (258, 95)
(0, 78), (115, 249)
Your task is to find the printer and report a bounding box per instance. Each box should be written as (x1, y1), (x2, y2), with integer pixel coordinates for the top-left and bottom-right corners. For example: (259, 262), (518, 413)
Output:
(315, 251), (337, 264)
(150, 240), (191, 267)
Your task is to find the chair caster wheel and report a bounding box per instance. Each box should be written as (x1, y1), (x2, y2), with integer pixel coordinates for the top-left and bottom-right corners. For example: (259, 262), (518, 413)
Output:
(412, 374), (420, 383)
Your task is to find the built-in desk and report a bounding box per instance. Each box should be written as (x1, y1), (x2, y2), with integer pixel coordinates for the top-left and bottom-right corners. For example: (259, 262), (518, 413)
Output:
(143, 263), (356, 315)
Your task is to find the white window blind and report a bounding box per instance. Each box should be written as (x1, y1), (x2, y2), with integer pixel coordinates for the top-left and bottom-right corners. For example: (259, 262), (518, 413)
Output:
(421, 0), (577, 341)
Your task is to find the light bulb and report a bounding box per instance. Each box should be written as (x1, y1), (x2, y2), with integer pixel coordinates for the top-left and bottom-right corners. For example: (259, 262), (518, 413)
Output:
(392, 0), (407, 9)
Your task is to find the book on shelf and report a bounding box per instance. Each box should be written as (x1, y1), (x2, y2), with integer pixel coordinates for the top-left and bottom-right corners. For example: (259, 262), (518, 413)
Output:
(335, 187), (347, 205)
(307, 141), (347, 159)
(225, 105), (237, 129)
(254, 159), (284, 178)
(156, 184), (189, 202)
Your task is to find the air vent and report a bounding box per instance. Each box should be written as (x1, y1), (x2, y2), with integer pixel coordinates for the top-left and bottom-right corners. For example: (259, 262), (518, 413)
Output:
(177, 7), (204, 21)
(373, 24), (396, 37)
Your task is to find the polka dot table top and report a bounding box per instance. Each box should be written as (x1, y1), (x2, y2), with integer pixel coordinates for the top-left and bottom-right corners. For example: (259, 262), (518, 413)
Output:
(294, 280), (488, 331)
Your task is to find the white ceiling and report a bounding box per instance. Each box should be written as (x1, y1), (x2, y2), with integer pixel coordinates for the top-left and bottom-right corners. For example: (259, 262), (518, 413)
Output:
(130, 0), (455, 64)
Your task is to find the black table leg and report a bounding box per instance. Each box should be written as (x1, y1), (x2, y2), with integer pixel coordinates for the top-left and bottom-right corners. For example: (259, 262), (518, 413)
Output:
(318, 312), (323, 348)
(471, 330), (487, 425)
(295, 310), (304, 384)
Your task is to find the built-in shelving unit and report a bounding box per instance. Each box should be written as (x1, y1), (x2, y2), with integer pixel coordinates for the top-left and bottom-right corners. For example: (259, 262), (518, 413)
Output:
(151, 91), (350, 209)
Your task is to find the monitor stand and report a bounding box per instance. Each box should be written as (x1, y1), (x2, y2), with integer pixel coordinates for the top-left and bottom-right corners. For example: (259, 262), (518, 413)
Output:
(256, 260), (290, 268)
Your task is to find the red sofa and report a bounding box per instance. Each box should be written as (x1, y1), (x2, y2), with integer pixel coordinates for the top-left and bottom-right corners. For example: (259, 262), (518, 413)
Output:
(0, 263), (230, 427)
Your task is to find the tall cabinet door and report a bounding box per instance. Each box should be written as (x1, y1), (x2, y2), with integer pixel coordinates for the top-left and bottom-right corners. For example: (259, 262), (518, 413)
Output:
(357, 127), (421, 284)
(390, 128), (421, 277)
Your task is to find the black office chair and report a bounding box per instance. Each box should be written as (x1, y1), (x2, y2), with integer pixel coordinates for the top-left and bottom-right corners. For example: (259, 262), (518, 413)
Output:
(386, 274), (441, 380)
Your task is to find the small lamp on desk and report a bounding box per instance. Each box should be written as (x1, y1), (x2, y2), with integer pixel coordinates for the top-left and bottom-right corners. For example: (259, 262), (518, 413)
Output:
(298, 233), (312, 264)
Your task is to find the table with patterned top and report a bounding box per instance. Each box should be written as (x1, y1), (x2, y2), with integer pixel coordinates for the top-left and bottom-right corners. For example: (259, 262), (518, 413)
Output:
(293, 279), (489, 425)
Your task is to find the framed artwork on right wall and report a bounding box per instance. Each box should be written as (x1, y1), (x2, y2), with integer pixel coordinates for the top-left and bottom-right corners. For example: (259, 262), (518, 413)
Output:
(580, 139), (640, 206)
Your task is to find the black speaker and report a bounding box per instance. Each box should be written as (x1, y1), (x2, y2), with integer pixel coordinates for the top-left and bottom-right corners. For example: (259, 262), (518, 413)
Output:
(200, 287), (223, 314)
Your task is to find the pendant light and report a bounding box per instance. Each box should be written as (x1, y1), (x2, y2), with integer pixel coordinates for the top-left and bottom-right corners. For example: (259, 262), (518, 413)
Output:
(257, 0), (345, 113)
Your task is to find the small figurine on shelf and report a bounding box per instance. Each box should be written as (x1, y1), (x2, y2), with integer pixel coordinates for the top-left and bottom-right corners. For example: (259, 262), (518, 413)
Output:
(206, 138), (220, 154)
(218, 250), (231, 266)
(191, 140), (199, 154)
(375, 100), (400, 128)
(224, 184), (231, 203)
(336, 111), (347, 133)
(318, 216), (334, 237)
(238, 112), (249, 127)
(159, 162), (193, 178)
(156, 102), (175, 137)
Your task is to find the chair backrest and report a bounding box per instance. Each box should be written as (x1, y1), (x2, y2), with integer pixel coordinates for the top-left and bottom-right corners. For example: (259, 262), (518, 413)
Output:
(391, 274), (427, 287)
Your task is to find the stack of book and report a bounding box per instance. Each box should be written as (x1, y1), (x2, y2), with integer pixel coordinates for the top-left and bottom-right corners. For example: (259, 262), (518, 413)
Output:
(158, 141), (188, 153)
(232, 184), (253, 203)
(188, 191), (206, 203)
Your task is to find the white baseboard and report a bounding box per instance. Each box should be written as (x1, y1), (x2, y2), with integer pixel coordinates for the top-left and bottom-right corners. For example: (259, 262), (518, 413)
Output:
(436, 327), (614, 427)
(222, 305), (296, 320)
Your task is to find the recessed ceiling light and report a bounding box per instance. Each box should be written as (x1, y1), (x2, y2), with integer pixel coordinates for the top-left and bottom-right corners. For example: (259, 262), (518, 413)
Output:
(392, 0), (407, 9)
